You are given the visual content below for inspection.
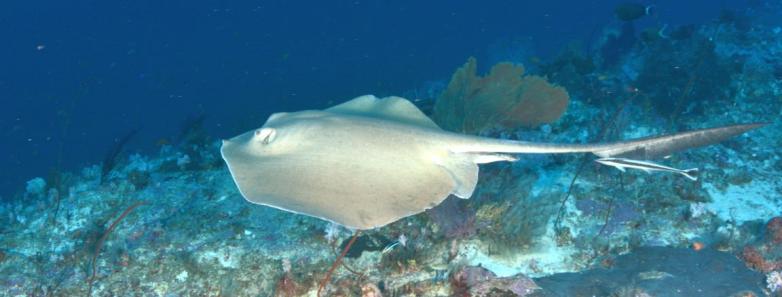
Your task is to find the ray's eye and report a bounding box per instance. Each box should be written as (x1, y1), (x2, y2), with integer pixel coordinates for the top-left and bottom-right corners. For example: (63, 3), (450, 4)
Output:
(254, 128), (277, 145)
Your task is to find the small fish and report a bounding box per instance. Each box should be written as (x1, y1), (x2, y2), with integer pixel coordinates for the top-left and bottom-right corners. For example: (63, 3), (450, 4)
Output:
(381, 241), (400, 254)
(614, 3), (655, 22)
(637, 270), (674, 280)
(595, 157), (699, 181)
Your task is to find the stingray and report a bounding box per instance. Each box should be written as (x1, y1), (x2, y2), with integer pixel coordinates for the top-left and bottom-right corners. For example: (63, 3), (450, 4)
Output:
(221, 95), (763, 230)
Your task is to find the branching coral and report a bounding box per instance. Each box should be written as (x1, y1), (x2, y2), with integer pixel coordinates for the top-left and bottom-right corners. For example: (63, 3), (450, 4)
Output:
(433, 57), (570, 134)
(466, 167), (555, 254)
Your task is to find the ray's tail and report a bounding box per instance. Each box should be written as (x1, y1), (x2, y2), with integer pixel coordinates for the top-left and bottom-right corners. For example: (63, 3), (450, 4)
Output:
(453, 123), (766, 160)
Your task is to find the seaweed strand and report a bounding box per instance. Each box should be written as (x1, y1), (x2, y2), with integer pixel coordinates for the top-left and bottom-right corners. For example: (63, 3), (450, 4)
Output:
(318, 230), (361, 297)
(554, 91), (638, 235)
(86, 201), (145, 296)
(100, 129), (139, 184)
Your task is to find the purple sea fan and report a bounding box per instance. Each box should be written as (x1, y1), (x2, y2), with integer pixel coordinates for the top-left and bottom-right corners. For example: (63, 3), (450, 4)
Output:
(426, 197), (476, 239)
(452, 266), (541, 297)
(472, 276), (540, 297)
(577, 198), (640, 236)
(603, 200), (641, 235)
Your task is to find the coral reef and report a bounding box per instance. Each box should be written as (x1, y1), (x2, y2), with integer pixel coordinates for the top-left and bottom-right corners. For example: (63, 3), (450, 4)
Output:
(535, 247), (765, 296)
(450, 266), (539, 297)
(768, 271), (782, 294)
(767, 217), (782, 243)
(739, 216), (782, 274)
(634, 36), (738, 118)
(433, 57), (570, 134)
(101, 129), (139, 184)
(87, 201), (146, 296)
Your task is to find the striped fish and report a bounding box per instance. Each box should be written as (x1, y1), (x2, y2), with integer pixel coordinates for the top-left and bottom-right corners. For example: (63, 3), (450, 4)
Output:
(595, 157), (699, 181)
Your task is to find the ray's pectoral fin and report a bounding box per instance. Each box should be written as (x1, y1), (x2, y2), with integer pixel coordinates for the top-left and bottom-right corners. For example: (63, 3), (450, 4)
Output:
(471, 153), (519, 163)
(434, 154), (479, 199)
(434, 152), (519, 199)
(326, 95), (441, 129)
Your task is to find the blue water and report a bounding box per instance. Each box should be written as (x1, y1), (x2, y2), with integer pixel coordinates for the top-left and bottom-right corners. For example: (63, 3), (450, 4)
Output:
(0, 0), (747, 199)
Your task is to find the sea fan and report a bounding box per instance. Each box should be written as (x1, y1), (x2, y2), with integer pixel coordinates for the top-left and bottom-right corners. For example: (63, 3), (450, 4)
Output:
(433, 57), (569, 134)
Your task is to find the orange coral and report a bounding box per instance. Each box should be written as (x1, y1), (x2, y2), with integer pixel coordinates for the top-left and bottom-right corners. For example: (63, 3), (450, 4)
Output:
(741, 246), (781, 272)
(766, 216), (782, 243)
(692, 241), (705, 251)
(433, 57), (569, 134)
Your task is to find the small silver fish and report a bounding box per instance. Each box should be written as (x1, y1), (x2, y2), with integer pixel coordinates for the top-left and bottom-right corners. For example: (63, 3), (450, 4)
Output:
(381, 241), (400, 254)
(595, 157), (699, 181)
